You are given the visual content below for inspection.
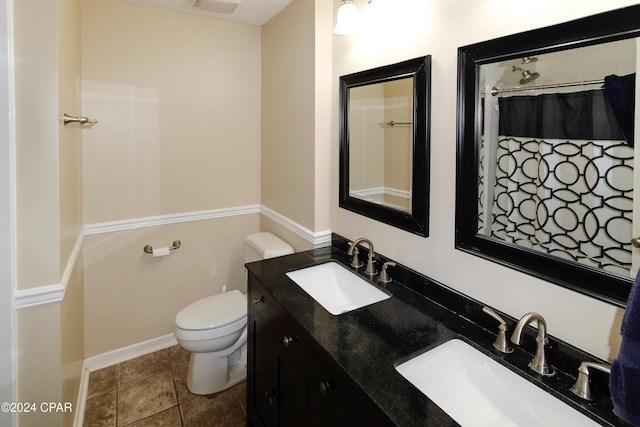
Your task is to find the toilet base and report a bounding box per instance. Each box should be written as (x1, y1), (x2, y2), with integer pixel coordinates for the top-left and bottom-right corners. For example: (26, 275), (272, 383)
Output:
(186, 346), (247, 395)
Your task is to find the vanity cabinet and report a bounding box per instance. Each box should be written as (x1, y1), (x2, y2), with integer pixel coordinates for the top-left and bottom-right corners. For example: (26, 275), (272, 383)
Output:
(249, 304), (307, 426)
(247, 272), (391, 427)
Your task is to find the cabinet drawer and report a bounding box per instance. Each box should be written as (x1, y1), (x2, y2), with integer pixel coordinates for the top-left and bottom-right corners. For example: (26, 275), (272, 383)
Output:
(308, 349), (354, 424)
(249, 273), (308, 360)
(249, 273), (283, 329)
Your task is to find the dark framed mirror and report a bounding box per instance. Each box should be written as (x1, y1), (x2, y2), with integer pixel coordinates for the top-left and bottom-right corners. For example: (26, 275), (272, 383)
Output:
(456, 6), (640, 306)
(340, 56), (431, 237)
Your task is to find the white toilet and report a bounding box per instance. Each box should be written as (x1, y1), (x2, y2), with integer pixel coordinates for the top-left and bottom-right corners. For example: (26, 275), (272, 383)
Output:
(174, 232), (294, 395)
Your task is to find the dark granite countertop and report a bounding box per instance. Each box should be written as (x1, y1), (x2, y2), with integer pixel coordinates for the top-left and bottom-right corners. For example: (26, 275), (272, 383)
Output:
(245, 234), (622, 426)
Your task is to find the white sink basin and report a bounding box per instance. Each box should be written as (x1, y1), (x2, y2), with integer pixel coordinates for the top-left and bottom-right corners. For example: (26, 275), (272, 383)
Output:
(395, 339), (600, 427)
(286, 262), (391, 315)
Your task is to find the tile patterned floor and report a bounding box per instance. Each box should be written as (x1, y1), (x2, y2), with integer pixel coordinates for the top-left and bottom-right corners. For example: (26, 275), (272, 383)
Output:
(83, 345), (246, 427)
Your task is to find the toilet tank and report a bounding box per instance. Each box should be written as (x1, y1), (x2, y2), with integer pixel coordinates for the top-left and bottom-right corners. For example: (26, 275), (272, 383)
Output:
(244, 232), (294, 263)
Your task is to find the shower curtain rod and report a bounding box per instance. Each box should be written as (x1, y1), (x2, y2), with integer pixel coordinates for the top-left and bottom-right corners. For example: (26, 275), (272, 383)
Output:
(487, 78), (604, 96)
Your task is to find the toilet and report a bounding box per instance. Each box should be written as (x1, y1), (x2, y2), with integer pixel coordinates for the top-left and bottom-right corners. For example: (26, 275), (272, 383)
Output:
(174, 232), (294, 395)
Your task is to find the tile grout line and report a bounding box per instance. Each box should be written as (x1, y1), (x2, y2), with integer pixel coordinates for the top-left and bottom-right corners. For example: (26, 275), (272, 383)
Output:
(168, 362), (184, 427)
(84, 346), (247, 427)
(233, 387), (246, 418)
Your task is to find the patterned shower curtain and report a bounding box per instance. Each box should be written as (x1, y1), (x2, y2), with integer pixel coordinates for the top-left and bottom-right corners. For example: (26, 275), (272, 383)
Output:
(485, 86), (634, 276)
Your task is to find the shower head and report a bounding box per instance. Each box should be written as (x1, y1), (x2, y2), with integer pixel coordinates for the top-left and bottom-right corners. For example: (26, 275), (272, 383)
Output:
(521, 56), (538, 64)
(520, 69), (540, 84)
(512, 65), (540, 85)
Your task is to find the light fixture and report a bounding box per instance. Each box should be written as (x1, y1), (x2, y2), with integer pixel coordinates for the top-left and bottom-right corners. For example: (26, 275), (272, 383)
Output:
(334, 0), (359, 35)
(192, 0), (241, 14)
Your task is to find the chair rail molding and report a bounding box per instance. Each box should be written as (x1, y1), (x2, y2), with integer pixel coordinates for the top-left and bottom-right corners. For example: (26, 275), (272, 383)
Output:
(84, 205), (262, 235)
(15, 231), (84, 310)
(260, 205), (331, 245)
(19, 204), (332, 309)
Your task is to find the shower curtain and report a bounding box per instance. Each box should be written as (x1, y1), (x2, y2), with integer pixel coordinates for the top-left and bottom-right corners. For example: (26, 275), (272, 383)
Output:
(485, 87), (634, 276)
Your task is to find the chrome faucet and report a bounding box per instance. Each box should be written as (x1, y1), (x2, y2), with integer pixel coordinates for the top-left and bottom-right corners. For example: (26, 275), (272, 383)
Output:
(379, 261), (396, 283)
(482, 306), (513, 354)
(510, 312), (555, 376)
(570, 361), (611, 401)
(348, 238), (377, 276)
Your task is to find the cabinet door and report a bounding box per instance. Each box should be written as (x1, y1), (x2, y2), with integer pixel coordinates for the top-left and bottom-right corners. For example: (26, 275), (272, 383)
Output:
(308, 382), (347, 427)
(248, 308), (278, 427)
(277, 348), (308, 425)
(307, 349), (354, 425)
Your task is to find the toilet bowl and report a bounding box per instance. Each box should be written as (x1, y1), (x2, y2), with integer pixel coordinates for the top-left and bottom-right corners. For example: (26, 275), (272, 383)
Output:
(174, 232), (293, 395)
(174, 290), (248, 395)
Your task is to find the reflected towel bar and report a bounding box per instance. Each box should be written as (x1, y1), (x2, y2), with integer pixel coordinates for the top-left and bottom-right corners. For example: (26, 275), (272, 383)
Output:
(382, 120), (413, 127)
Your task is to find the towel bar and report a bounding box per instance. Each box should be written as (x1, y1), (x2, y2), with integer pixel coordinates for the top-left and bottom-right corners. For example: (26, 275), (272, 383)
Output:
(63, 113), (98, 126)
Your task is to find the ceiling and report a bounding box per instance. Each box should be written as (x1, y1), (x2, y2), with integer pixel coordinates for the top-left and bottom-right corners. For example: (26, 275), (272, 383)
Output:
(121, 0), (294, 26)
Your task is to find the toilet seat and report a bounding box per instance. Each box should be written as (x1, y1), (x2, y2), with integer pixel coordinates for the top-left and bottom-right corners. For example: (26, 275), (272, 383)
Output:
(175, 316), (246, 341)
(174, 290), (247, 341)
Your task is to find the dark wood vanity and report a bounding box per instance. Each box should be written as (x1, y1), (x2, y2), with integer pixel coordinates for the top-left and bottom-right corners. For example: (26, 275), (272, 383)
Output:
(247, 271), (392, 426)
(246, 235), (622, 426)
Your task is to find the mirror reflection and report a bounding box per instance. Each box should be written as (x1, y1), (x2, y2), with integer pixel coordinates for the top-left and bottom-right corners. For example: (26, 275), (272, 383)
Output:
(456, 6), (640, 305)
(478, 38), (637, 280)
(339, 56), (431, 237)
(349, 77), (414, 213)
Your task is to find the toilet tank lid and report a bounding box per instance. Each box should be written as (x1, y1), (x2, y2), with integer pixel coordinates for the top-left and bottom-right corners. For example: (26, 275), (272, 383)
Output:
(175, 290), (246, 331)
(245, 232), (293, 259)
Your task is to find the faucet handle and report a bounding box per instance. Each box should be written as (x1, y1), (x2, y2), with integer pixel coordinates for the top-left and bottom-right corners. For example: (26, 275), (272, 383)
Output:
(379, 261), (396, 283)
(482, 306), (513, 354)
(365, 257), (378, 276)
(570, 361), (611, 401)
(348, 244), (363, 268)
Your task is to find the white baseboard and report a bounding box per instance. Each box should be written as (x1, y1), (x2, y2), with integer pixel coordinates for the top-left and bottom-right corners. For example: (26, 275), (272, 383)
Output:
(84, 333), (178, 372)
(74, 334), (178, 427)
(73, 361), (90, 427)
(350, 186), (411, 199)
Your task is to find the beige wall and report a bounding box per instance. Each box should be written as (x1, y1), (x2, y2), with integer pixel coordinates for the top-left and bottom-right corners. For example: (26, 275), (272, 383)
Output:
(17, 305), (61, 427)
(58, 0), (85, 421)
(81, 0), (264, 356)
(383, 78), (412, 195)
(350, 84), (385, 192)
(261, 0), (332, 245)
(330, 0), (638, 361)
(83, 215), (259, 357)
(58, 0), (83, 271)
(82, 0), (261, 224)
(14, 0), (60, 292)
(0, 0), (14, 421)
(312, 0), (333, 234)
(14, 0), (85, 425)
(261, 0), (316, 232)
(60, 258), (84, 427)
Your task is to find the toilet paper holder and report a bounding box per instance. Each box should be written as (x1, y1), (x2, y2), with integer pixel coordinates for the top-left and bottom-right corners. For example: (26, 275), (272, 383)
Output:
(143, 240), (181, 254)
